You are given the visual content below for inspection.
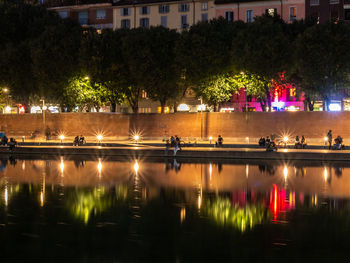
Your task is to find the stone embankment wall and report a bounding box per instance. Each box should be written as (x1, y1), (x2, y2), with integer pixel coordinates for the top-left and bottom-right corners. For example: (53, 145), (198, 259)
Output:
(0, 112), (348, 140)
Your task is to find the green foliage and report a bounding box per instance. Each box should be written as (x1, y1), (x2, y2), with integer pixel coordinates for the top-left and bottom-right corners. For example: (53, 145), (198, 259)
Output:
(62, 76), (108, 112)
(204, 197), (270, 232)
(294, 21), (350, 110)
(196, 74), (238, 109)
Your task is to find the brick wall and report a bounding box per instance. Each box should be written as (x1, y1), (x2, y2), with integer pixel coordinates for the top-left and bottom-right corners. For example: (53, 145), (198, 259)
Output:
(0, 112), (349, 140)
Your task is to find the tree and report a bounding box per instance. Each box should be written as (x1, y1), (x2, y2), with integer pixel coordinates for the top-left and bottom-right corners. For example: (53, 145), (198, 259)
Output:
(0, 2), (75, 107)
(62, 76), (108, 112)
(195, 74), (238, 111)
(294, 21), (350, 111)
(232, 15), (292, 111)
(30, 18), (82, 102)
(118, 28), (153, 113)
(177, 18), (245, 86)
(142, 27), (182, 113)
(79, 29), (126, 112)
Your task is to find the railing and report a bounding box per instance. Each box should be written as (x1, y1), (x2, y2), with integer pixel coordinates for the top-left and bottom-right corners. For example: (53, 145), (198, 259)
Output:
(43, 0), (111, 8)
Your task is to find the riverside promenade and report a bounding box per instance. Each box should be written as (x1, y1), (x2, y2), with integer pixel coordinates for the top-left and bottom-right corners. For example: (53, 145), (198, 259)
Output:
(1, 138), (350, 161)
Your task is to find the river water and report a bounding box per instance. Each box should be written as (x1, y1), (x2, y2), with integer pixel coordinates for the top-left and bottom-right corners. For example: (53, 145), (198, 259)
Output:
(0, 156), (350, 262)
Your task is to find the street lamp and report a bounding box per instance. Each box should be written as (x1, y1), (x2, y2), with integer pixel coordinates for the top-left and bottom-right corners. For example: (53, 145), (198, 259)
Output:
(97, 134), (103, 144)
(59, 134), (65, 144)
(40, 99), (46, 126)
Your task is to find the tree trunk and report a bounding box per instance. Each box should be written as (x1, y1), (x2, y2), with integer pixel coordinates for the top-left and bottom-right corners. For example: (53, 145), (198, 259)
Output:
(160, 100), (166, 113)
(173, 102), (178, 113)
(265, 84), (272, 112)
(110, 102), (116, 112)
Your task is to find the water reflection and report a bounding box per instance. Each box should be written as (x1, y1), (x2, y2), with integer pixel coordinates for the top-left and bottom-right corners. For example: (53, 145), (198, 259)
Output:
(0, 157), (350, 260)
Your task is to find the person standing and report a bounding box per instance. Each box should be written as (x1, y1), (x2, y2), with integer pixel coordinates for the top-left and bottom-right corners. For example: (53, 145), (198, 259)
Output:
(327, 130), (332, 150)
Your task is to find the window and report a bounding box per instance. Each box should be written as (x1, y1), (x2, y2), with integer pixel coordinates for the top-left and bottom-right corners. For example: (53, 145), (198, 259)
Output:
(201, 2), (208, 11)
(246, 10), (253, 22)
(159, 5), (170, 13)
(266, 8), (277, 16)
(161, 16), (167, 27)
(329, 0), (339, 4)
(78, 11), (88, 25)
(181, 15), (188, 29)
(140, 18), (149, 28)
(121, 8), (130, 16)
(179, 3), (190, 12)
(201, 13), (208, 21)
(140, 6), (150, 15)
(345, 9), (350, 20)
(310, 0), (319, 5)
(225, 11), (234, 22)
(96, 9), (106, 19)
(58, 10), (68, 19)
(141, 90), (148, 99)
(121, 19), (130, 29)
(289, 7), (296, 21)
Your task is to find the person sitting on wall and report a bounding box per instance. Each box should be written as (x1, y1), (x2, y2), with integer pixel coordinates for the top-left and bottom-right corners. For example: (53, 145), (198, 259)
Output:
(8, 138), (17, 151)
(1, 135), (8, 146)
(170, 136), (175, 147)
(301, 135), (307, 149)
(333, 136), (345, 150)
(294, 135), (302, 149)
(216, 135), (223, 147)
(258, 137), (266, 147)
(73, 136), (80, 146)
(45, 126), (51, 141)
(265, 136), (271, 145)
(79, 135), (86, 146)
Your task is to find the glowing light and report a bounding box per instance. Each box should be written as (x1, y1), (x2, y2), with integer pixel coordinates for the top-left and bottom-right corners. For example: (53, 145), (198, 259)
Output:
(4, 187), (8, 206)
(4, 106), (11, 113)
(97, 159), (102, 174)
(220, 107), (234, 112)
(84, 76), (89, 80)
(198, 195), (202, 209)
(329, 103), (341, 111)
(3, 88), (8, 93)
(59, 134), (65, 142)
(197, 104), (206, 111)
(245, 137), (249, 144)
(245, 164), (249, 178)
(272, 101), (285, 109)
(134, 161), (139, 174)
(209, 136), (212, 141)
(287, 106), (297, 111)
(133, 134), (140, 142)
(19, 106), (25, 114)
(60, 159), (64, 174)
(180, 207), (186, 223)
(30, 106), (41, 113)
(22, 161), (25, 170)
(324, 167), (328, 182)
(283, 136), (289, 142)
(40, 192), (44, 207)
(42, 105), (47, 111)
(283, 166), (288, 182)
(209, 163), (212, 180)
(97, 134), (103, 141)
(177, 103), (190, 111)
(324, 137), (328, 141)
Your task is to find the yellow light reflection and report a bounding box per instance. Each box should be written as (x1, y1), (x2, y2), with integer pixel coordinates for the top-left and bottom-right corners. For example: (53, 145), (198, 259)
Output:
(245, 164), (249, 178)
(4, 187), (8, 206)
(60, 159), (64, 175)
(134, 161), (139, 174)
(180, 207), (186, 223)
(198, 195), (202, 209)
(97, 159), (102, 174)
(209, 163), (212, 181)
(324, 167), (328, 182)
(40, 192), (44, 207)
(22, 161), (25, 171)
(283, 166), (288, 182)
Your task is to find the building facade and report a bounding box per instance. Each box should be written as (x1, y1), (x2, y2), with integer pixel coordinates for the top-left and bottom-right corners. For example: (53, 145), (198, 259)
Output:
(112, 0), (216, 30)
(43, 0), (114, 30)
(215, 0), (305, 23)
